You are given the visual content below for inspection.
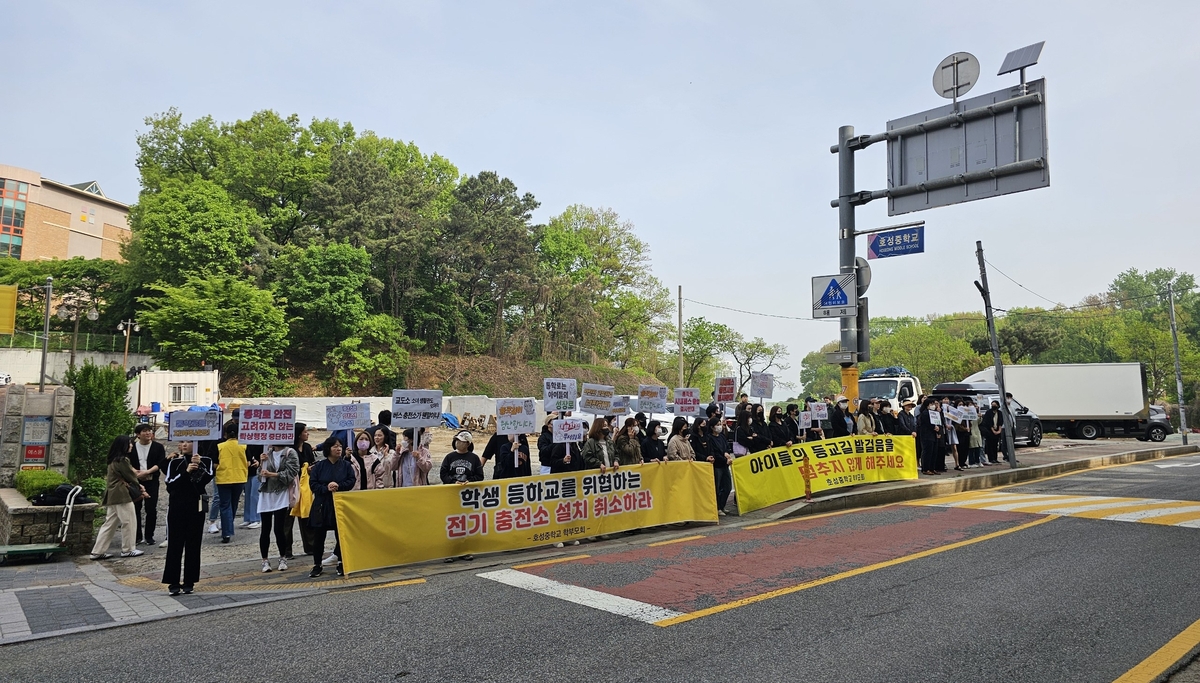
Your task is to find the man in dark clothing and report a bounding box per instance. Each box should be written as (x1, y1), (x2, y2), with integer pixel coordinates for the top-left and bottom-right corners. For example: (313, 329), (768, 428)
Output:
(161, 442), (214, 595)
(132, 424), (166, 545)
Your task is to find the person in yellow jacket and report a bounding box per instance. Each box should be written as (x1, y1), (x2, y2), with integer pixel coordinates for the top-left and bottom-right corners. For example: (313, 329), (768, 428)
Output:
(215, 422), (248, 543)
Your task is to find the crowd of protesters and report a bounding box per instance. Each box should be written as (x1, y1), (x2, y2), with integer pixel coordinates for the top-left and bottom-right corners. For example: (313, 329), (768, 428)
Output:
(87, 390), (1010, 593)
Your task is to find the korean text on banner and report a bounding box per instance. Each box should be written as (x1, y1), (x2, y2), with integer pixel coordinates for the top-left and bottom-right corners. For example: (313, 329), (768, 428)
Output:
(552, 418), (585, 443)
(326, 403), (373, 431)
(638, 385), (668, 414)
(809, 402), (828, 421)
(334, 462), (718, 572)
(392, 390), (443, 428)
(730, 435), (917, 514)
(714, 377), (737, 404)
(674, 388), (702, 416)
(168, 410), (223, 441)
(543, 378), (577, 413)
(237, 406), (297, 445)
(580, 383), (615, 415)
(497, 398), (538, 435)
(750, 372), (774, 399)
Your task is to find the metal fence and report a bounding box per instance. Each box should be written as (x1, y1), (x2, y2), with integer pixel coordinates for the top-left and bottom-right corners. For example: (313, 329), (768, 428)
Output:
(0, 330), (157, 354)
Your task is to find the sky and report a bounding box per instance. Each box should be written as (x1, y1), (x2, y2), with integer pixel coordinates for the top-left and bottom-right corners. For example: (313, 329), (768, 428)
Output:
(4, 1), (1198, 382)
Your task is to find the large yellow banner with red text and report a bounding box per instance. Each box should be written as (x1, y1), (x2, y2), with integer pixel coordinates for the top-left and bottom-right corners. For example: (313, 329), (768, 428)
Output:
(731, 435), (917, 514)
(334, 461), (717, 573)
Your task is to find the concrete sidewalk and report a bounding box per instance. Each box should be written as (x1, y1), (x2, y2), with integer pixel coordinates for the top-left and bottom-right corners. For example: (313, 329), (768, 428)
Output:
(1, 437), (1193, 646)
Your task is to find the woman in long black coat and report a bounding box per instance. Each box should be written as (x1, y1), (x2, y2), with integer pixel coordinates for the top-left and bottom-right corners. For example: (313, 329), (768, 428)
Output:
(917, 397), (943, 475)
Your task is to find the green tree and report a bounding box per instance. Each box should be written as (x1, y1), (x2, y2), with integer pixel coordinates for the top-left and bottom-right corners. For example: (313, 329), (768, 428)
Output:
(139, 275), (287, 391)
(866, 324), (985, 387)
(125, 178), (258, 286)
(325, 314), (415, 395)
(729, 336), (790, 392)
(799, 340), (845, 397)
(269, 242), (375, 351)
(677, 317), (738, 387)
(64, 361), (134, 481)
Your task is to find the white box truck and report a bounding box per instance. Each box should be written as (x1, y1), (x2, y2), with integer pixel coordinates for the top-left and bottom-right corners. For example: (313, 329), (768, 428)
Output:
(961, 363), (1154, 440)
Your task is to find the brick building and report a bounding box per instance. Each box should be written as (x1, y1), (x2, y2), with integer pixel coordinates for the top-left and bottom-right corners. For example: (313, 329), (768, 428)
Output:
(0, 164), (129, 261)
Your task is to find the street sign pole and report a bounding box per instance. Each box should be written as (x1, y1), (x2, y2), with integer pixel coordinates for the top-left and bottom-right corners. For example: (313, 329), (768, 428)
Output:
(837, 126), (861, 411)
(1168, 283), (1189, 445)
(975, 241), (1017, 470)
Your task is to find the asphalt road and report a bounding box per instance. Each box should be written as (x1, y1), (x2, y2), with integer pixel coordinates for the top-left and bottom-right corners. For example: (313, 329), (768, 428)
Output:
(5, 452), (1200, 683)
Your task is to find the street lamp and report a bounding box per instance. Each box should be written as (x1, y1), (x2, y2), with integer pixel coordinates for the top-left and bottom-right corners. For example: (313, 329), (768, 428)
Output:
(57, 304), (99, 369)
(117, 319), (139, 371)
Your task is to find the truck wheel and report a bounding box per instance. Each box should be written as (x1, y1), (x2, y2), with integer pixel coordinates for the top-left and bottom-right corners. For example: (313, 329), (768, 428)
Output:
(1078, 422), (1102, 440)
(1148, 425), (1168, 442)
(1028, 424), (1043, 447)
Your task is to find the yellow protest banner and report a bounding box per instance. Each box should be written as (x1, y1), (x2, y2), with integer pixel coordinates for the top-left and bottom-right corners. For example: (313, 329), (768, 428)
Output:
(0, 284), (15, 335)
(334, 461), (718, 573)
(731, 435), (917, 515)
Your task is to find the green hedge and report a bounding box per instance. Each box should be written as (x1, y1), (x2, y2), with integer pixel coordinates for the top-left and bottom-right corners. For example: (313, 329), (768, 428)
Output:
(14, 470), (69, 499)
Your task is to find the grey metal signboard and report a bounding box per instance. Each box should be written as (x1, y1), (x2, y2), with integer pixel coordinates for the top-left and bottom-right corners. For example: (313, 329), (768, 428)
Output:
(885, 78), (1049, 216)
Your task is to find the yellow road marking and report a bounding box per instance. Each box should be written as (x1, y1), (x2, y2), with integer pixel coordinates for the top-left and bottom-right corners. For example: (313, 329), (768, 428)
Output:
(1069, 501), (1200, 519)
(1113, 616), (1200, 683)
(744, 505), (893, 530)
(654, 515), (1058, 627)
(512, 554), (591, 570)
(647, 535), (705, 547)
(1142, 509), (1200, 526)
(349, 578), (426, 592)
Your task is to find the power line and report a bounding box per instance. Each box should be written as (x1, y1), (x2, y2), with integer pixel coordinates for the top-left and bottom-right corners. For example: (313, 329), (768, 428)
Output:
(683, 298), (816, 321)
(983, 258), (1062, 307)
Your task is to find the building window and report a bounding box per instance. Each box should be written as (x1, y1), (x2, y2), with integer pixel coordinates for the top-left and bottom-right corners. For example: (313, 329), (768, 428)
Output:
(0, 234), (22, 259)
(169, 384), (197, 405)
(0, 179), (28, 246)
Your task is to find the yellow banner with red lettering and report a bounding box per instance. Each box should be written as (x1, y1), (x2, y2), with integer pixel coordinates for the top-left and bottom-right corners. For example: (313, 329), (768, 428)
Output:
(333, 461), (717, 573)
(731, 435), (917, 515)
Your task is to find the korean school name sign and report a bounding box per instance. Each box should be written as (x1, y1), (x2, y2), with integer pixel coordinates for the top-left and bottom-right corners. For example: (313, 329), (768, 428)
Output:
(333, 462), (718, 572)
(731, 435), (917, 514)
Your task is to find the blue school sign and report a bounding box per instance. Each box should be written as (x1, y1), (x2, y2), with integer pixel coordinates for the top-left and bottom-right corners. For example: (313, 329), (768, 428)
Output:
(867, 226), (924, 260)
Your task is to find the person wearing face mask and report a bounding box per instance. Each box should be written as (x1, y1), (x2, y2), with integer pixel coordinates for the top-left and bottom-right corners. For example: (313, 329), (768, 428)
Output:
(733, 413), (770, 455)
(917, 397), (943, 475)
(614, 418), (644, 466)
(705, 418), (734, 513)
(856, 400), (878, 437)
(550, 421), (586, 474)
(898, 400), (918, 438)
(783, 404), (802, 444)
(641, 420), (667, 463)
(394, 428), (433, 486)
(829, 395), (855, 438)
(349, 430), (392, 490)
(256, 441), (300, 573)
(581, 418), (619, 472)
(983, 400), (1004, 465)
(666, 417), (696, 461)
(308, 436), (356, 577)
(767, 406), (792, 447)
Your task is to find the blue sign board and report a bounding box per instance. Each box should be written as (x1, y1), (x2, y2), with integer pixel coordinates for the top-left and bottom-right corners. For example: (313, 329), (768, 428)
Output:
(867, 226), (924, 259)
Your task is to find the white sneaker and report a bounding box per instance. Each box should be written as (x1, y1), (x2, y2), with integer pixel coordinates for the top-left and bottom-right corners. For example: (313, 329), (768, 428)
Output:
(277, 558), (288, 571)
(261, 560), (272, 573)
(159, 539), (168, 547)
(120, 549), (145, 558)
(246, 522), (261, 529)
(554, 542), (564, 548)
(321, 553), (339, 566)
(206, 522), (219, 534)
(569, 540), (580, 546)
(238, 521), (251, 528)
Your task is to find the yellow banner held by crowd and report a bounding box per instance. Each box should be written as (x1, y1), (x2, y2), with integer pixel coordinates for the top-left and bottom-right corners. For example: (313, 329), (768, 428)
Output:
(731, 435), (917, 515)
(334, 461), (717, 573)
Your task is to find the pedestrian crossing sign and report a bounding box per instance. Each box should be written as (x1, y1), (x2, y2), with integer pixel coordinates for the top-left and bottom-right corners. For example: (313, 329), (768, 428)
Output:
(811, 274), (857, 319)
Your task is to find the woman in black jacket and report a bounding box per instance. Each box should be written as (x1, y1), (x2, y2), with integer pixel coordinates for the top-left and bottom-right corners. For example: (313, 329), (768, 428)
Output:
(690, 418), (714, 463)
(641, 420), (667, 463)
(917, 398), (943, 475)
(161, 441), (214, 595)
(768, 406), (793, 447)
(734, 413), (771, 456)
(703, 419), (734, 513)
(309, 436), (357, 577)
(484, 434), (531, 480)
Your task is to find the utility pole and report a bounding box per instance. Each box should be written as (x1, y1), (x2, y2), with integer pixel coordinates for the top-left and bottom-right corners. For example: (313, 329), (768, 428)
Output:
(974, 242), (1017, 469)
(1168, 283), (1189, 445)
(677, 286), (684, 388)
(38, 277), (52, 393)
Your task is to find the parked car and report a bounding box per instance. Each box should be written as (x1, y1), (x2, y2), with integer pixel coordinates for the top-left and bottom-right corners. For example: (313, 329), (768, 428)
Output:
(0, 373), (11, 386)
(1137, 405), (1175, 443)
(930, 381), (1043, 447)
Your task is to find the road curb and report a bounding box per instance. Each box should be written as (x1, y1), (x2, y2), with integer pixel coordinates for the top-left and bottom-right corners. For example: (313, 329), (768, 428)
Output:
(774, 444), (1200, 520)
